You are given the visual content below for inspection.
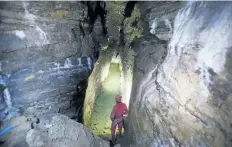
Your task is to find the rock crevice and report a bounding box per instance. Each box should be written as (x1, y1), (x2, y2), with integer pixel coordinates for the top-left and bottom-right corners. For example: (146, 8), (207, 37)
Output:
(126, 1), (232, 147)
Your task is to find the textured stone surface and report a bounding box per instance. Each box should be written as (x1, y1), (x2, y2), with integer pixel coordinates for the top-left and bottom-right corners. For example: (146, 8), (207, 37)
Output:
(119, 45), (135, 108)
(84, 42), (115, 125)
(141, 1), (182, 41)
(2, 1), (232, 147)
(1, 116), (31, 147)
(0, 1), (99, 119)
(0, 114), (109, 147)
(26, 129), (51, 147)
(87, 63), (121, 140)
(126, 1), (232, 147)
(45, 114), (109, 147)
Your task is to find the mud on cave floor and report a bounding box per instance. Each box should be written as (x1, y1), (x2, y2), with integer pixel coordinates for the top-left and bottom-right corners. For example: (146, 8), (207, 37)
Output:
(88, 63), (121, 141)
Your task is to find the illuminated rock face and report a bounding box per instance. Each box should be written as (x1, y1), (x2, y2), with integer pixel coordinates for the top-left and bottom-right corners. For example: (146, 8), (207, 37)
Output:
(2, 1), (232, 147)
(0, 1), (100, 120)
(87, 63), (121, 140)
(83, 45), (115, 126)
(127, 1), (232, 147)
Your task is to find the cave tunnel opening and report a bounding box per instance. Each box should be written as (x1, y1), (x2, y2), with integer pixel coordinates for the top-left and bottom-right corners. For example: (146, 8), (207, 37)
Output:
(87, 63), (121, 140)
(80, 0), (137, 141)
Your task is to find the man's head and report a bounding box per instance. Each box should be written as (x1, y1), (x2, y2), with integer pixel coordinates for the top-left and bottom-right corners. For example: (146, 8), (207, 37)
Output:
(115, 95), (122, 103)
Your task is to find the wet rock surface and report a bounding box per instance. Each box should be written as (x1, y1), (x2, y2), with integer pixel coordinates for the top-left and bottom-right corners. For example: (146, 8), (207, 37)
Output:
(83, 42), (115, 126)
(88, 63), (121, 140)
(1, 1), (232, 147)
(0, 1), (103, 120)
(126, 1), (232, 147)
(0, 113), (110, 147)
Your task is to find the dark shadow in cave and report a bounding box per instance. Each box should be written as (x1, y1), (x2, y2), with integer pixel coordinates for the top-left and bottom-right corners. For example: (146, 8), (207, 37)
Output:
(79, 21), (86, 37)
(93, 48), (100, 62)
(119, 24), (125, 47)
(84, 1), (108, 36)
(121, 1), (137, 24)
(124, 1), (137, 18)
(70, 79), (88, 123)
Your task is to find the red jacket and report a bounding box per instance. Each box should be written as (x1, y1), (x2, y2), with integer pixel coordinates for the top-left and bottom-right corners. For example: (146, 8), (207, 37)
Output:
(111, 102), (128, 122)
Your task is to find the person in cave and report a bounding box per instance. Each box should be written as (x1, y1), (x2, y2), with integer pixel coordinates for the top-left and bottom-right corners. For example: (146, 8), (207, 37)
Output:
(110, 95), (128, 143)
(87, 1), (108, 36)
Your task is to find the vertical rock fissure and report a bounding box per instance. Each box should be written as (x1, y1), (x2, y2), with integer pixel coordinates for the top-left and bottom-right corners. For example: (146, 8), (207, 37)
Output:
(84, 1), (108, 36)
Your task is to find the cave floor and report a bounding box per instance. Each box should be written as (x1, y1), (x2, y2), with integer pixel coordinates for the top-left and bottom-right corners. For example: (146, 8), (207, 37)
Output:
(88, 63), (121, 140)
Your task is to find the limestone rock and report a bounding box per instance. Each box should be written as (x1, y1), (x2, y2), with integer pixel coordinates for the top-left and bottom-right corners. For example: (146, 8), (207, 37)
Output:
(126, 1), (232, 147)
(138, 1), (182, 41)
(0, 1), (100, 119)
(83, 45), (115, 125)
(26, 114), (110, 147)
(114, 144), (121, 147)
(1, 114), (110, 147)
(26, 129), (51, 147)
(1, 116), (31, 147)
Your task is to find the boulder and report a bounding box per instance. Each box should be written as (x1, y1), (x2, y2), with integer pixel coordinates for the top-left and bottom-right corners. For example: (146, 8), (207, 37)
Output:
(27, 114), (110, 147)
(0, 114), (109, 147)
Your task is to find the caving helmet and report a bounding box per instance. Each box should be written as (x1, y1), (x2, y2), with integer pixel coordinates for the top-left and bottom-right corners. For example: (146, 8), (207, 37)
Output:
(115, 95), (122, 103)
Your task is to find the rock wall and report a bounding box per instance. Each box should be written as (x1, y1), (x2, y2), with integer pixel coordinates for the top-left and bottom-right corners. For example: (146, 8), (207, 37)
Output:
(83, 42), (115, 126)
(0, 1), (99, 120)
(126, 33), (167, 146)
(127, 1), (232, 147)
(119, 46), (135, 108)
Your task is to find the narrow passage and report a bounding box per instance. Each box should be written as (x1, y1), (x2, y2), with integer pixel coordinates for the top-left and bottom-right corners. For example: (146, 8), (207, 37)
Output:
(88, 63), (121, 140)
